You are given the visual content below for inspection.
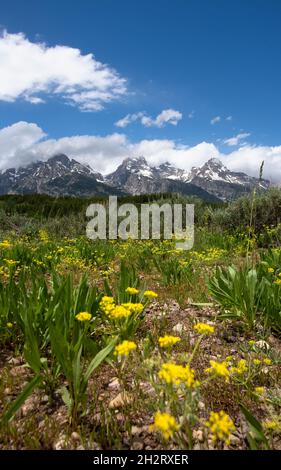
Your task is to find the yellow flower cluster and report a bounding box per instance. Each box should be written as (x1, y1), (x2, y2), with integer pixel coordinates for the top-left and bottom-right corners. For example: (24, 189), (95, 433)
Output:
(206, 411), (235, 445)
(4, 259), (18, 267)
(158, 362), (200, 388)
(143, 290), (158, 299)
(252, 357), (271, 366)
(125, 287), (139, 295)
(273, 278), (281, 285)
(38, 229), (49, 243)
(205, 360), (230, 382)
(122, 302), (144, 314)
(231, 359), (247, 375)
(100, 296), (144, 319)
(0, 240), (11, 249)
(255, 386), (265, 395)
(75, 311), (92, 322)
(158, 335), (181, 348)
(193, 322), (215, 335)
(263, 420), (280, 431)
(114, 340), (137, 357)
(151, 411), (179, 440)
(267, 267), (274, 273)
(191, 247), (226, 262)
(110, 305), (132, 319)
(100, 296), (115, 312)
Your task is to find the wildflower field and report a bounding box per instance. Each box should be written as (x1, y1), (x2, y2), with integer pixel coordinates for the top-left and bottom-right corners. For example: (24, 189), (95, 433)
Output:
(0, 192), (280, 450)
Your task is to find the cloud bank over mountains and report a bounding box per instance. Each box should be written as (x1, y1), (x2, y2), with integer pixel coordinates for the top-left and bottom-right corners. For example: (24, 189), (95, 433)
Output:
(0, 121), (280, 182)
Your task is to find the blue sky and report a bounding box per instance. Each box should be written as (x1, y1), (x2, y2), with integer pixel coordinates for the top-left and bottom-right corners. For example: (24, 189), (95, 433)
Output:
(0, 0), (281, 179)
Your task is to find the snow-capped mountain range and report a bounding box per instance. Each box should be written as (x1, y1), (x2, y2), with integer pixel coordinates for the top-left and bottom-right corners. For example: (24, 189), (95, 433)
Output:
(0, 154), (270, 201)
(105, 156), (269, 200)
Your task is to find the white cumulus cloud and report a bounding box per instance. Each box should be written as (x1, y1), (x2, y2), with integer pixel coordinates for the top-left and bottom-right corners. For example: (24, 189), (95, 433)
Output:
(115, 108), (182, 128)
(210, 116), (221, 125)
(224, 132), (251, 146)
(0, 30), (127, 111)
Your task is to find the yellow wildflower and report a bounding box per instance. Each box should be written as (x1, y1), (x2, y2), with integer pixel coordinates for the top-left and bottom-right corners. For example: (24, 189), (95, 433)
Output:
(273, 278), (281, 285)
(114, 340), (137, 357)
(38, 229), (49, 243)
(263, 420), (279, 431)
(248, 340), (256, 346)
(121, 302), (144, 314)
(99, 296), (116, 315)
(267, 267), (274, 273)
(206, 411), (235, 445)
(125, 287), (139, 295)
(231, 359), (247, 375)
(255, 386), (265, 395)
(4, 259), (17, 266)
(193, 322), (215, 335)
(143, 290), (158, 299)
(205, 360), (230, 382)
(0, 240), (11, 249)
(109, 305), (131, 319)
(6, 322), (13, 328)
(263, 358), (272, 365)
(75, 311), (92, 322)
(158, 362), (199, 388)
(158, 335), (181, 348)
(253, 359), (261, 365)
(100, 296), (115, 306)
(150, 411), (179, 440)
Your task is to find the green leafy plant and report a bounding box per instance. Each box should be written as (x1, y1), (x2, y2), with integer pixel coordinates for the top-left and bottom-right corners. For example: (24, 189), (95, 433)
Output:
(240, 404), (270, 450)
(209, 265), (261, 328)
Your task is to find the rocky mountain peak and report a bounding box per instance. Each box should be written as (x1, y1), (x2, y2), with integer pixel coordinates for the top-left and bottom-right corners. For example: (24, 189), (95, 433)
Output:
(48, 153), (71, 166)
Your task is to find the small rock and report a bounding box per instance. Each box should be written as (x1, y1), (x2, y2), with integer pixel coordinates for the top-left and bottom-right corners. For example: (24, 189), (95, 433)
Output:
(8, 357), (22, 366)
(139, 382), (154, 395)
(198, 401), (205, 410)
(193, 429), (204, 442)
(131, 441), (144, 450)
(230, 434), (240, 445)
(172, 323), (186, 334)
(131, 426), (141, 436)
(131, 425), (150, 435)
(71, 432), (81, 442)
(41, 395), (49, 404)
(108, 378), (120, 390)
(109, 392), (133, 409)
(256, 340), (270, 351)
(53, 435), (67, 450)
(10, 365), (27, 377)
